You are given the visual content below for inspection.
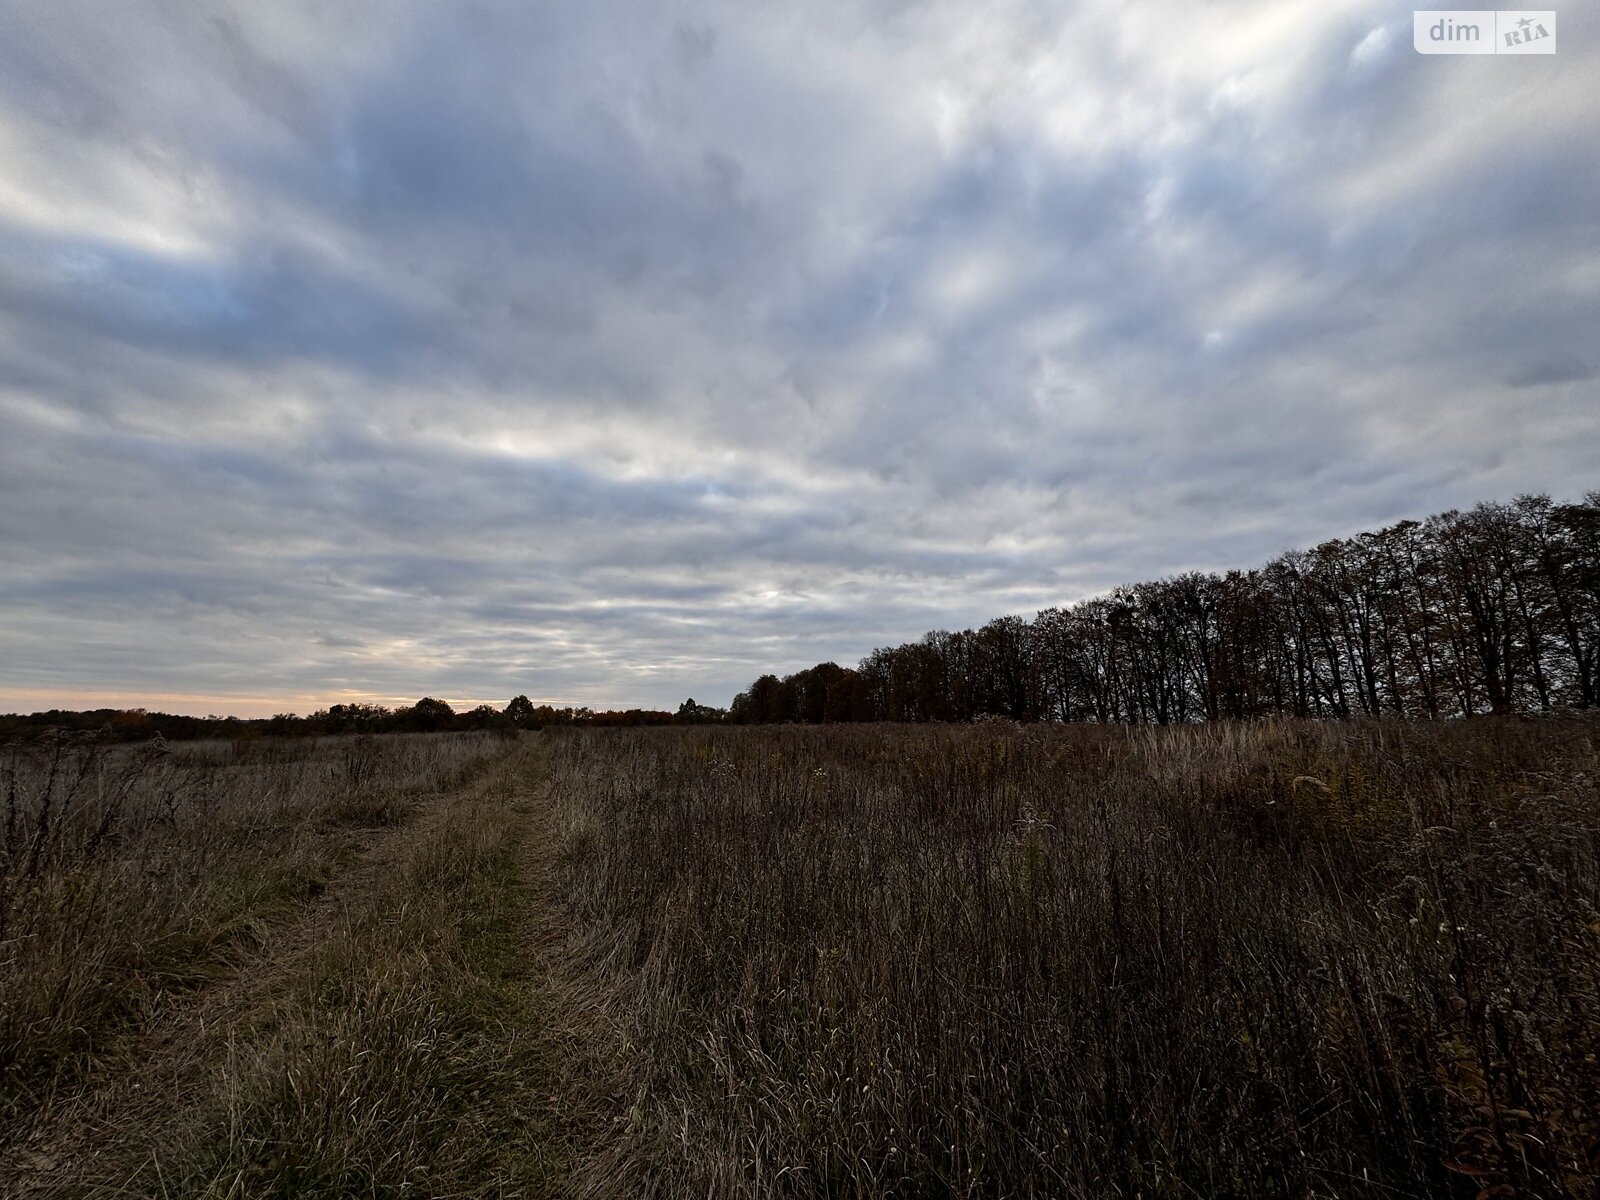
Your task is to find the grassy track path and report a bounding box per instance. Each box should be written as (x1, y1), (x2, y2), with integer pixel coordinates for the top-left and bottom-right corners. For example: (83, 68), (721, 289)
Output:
(2, 738), (623, 1198)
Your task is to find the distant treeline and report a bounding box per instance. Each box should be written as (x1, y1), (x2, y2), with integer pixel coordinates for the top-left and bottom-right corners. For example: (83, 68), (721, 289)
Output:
(731, 492), (1600, 724)
(0, 696), (729, 743)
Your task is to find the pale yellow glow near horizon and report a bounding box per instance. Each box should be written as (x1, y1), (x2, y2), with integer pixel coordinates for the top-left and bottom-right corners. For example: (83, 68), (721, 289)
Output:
(0, 688), (547, 721)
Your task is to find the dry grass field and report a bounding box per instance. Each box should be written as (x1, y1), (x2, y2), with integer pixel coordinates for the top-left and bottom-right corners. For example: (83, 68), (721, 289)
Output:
(1, 731), (505, 1121)
(3, 717), (1598, 1197)
(0, 730), (620, 1196)
(549, 718), (1600, 1198)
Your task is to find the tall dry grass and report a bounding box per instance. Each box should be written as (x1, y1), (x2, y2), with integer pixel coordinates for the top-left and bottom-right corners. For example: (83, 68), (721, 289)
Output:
(0, 729), (506, 1121)
(549, 718), (1600, 1198)
(144, 747), (554, 1197)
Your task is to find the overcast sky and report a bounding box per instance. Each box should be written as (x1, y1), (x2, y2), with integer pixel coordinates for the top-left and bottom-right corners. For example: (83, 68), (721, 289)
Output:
(2, 0), (1597, 717)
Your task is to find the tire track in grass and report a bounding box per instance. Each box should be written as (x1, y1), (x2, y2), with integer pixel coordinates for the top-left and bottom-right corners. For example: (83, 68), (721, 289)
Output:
(477, 745), (636, 1199)
(6, 739), (630, 1198)
(1, 742), (521, 1195)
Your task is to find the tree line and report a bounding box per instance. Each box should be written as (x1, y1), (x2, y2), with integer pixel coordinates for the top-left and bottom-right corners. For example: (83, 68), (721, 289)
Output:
(729, 493), (1600, 725)
(0, 696), (728, 743)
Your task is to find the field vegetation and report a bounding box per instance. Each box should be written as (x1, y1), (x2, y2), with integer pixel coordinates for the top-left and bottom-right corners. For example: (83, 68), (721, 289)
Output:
(5, 716), (1597, 1198)
(550, 717), (1600, 1198)
(0, 730), (507, 1126)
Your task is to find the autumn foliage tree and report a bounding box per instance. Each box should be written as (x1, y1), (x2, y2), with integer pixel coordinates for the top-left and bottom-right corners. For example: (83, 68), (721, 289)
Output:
(731, 492), (1600, 724)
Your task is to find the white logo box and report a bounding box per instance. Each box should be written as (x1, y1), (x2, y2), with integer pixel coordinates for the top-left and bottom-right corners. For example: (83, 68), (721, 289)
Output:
(1414, 10), (1556, 54)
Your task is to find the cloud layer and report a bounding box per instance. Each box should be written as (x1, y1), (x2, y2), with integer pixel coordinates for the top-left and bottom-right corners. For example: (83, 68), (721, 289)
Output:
(2, 0), (1597, 715)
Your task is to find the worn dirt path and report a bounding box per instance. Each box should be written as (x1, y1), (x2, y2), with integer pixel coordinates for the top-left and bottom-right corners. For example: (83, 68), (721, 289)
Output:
(0, 741), (626, 1198)
(483, 747), (633, 1198)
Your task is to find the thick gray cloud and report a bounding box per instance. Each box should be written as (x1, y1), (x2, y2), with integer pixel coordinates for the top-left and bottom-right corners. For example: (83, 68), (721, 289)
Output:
(1, 0), (1597, 716)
